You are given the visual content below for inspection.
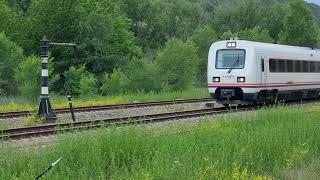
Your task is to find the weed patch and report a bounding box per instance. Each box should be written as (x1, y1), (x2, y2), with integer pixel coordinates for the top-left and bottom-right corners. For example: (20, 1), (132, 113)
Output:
(0, 88), (208, 112)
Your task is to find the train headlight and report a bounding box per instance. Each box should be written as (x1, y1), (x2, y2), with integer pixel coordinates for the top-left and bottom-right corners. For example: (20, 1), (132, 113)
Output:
(212, 77), (220, 82)
(226, 42), (237, 48)
(237, 77), (246, 82)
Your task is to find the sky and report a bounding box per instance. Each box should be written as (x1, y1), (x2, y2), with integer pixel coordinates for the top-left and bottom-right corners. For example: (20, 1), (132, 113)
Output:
(306, 0), (320, 5)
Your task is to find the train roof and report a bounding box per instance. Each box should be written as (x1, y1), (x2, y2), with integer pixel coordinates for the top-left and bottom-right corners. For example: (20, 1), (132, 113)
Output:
(211, 40), (320, 54)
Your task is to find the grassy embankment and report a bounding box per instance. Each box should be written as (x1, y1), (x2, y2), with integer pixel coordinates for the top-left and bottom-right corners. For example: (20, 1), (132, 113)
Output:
(0, 88), (209, 113)
(1, 105), (320, 179)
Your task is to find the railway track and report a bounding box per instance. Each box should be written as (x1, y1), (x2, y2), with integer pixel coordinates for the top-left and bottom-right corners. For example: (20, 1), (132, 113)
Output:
(0, 98), (213, 119)
(0, 105), (256, 140)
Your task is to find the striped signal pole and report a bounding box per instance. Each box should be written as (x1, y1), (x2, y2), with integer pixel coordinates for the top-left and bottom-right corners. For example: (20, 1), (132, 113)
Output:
(38, 36), (57, 122)
(38, 36), (77, 123)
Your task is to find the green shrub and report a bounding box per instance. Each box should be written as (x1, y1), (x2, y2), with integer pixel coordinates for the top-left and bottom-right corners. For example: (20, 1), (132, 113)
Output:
(15, 56), (60, 100)
(64, 65), (86, 96)
(15, 56), (40, 100)
(79, 73), (98, 97)
(0, 32), (24, 95)
(189, 25), (217, 85)
(101, 69), (129, 96)
(127, 57), (159, 93)
(155, 38), (200, 91)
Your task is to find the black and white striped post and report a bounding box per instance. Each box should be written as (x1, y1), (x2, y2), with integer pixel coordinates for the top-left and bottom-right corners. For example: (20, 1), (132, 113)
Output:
(38, 37), (57, 122)
(38, 36), (77, 123)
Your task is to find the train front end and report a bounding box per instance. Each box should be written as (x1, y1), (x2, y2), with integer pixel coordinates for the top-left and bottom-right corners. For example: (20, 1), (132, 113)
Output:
(207, 40), (257, 105)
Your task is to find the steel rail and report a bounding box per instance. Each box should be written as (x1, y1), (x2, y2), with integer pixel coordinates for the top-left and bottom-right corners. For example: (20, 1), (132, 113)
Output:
(0, 106), (256, 140)
(0, 98), (213, 119)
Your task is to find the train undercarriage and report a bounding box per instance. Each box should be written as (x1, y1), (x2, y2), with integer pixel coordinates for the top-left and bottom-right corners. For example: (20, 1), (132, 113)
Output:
(210, 87), (320, 106)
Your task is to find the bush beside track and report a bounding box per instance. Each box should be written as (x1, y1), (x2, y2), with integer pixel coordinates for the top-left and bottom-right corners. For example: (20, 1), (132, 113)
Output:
(1, 105), (320, 179)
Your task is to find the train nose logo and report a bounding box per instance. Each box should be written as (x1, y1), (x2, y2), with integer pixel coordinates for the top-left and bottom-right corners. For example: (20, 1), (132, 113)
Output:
(222, 74), (234, 79)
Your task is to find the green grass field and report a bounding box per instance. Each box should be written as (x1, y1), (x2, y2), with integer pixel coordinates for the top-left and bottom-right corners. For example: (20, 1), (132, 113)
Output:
(0, 88), (209, 113)
(1, 105), (320, 179)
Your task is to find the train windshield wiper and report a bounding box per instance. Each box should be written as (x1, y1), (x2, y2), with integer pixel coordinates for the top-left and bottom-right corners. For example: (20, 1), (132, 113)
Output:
(227, 54), (240, 73)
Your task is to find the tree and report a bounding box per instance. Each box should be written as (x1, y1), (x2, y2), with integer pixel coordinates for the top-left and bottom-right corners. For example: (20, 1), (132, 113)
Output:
(279, 0), (319, 47)
(27, 0), (140, 94)
(115, 0), (162, 51)
(0, 2), (14, 33)
(238, 27), (274, 43)
(15, 56), (40, 100)
(260, 4), (286, 42)
(79, 73), (98, 97)
(0, 32), (24, 95)
(189, 25), (217, 84)
(308, 3), (320, 26)
(15, 56), (59, 99)
(100, 69), (129, 96)
(220, 27), (274, 43)
(4, 0), (31, 14)
(116, 0), (203, 54)
(165, 0), (203, 41)
(0, 1), (31, 52)
(213, 0), (264, 34)
(155, 38), (200, 91)
(63, 65), (86, 96)
(126, 57), (159, 93)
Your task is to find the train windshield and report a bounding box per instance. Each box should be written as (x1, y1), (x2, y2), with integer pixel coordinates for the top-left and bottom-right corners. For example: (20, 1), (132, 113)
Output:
(216, 49), (245, 69)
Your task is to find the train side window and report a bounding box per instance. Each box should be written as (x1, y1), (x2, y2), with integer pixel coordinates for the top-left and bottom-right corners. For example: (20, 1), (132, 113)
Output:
(269, 59), (276, 72)
(295, 61), (301, 72)
(303, 61), (309, 72)
(316, 62), (320, 72)
(287, 60), (293, 72)
(278, 60), (285, 72)
(310, 61), (316, 72)
(261, 58), (264, 72)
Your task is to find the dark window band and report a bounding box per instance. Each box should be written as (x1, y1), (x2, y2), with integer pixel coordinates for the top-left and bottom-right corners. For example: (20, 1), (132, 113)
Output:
(269, 59), (320, 73)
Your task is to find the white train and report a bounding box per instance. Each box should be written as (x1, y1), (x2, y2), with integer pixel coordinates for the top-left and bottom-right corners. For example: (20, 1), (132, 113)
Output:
(207, 39), (320, 105)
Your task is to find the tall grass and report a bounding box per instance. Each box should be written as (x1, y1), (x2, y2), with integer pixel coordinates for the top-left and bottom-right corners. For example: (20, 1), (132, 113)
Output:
(0, 88), (208, 112)
(1, 105), (320, 179)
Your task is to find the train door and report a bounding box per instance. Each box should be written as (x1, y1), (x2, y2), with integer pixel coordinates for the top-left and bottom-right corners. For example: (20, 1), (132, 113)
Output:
(260, 57), (267, 86)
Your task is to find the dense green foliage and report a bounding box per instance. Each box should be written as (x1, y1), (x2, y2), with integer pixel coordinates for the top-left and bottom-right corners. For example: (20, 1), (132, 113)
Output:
(0, 0), (319, 97)
(15, 56), (59, 100)
(0, 32), (24, 96)
(156, 39), (200, 91)
(308, 3), (320, 26)
(101, 69), (129, 95)
(189, 26), (217, 84)
(1, 105), (320, 178)
(63, 65), (86, 96)
(14, 56), (41, 99)
(279, 0), (319, 47)
(79, 73), (98, 97)
(213, 0), (264, 33)
(126, 58), (159, 93)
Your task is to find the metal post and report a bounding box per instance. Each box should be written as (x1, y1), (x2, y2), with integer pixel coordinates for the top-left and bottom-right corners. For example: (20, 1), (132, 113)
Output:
(35, 158), (62, 179)
(67, 95), (76, 122)
(38, 37), (57, 122)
